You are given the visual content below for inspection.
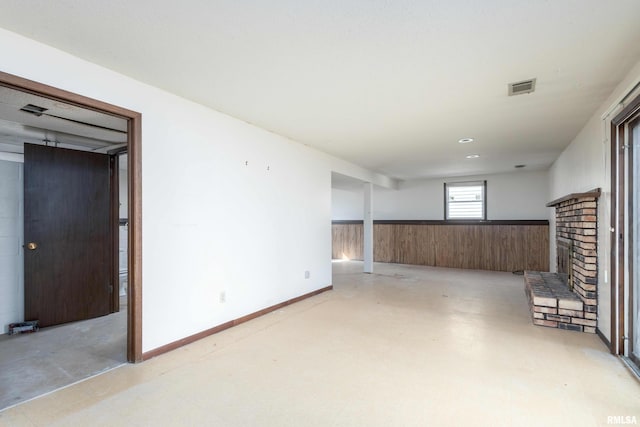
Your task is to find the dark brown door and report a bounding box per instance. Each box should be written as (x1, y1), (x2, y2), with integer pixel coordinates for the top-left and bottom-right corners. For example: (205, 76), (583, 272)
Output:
(24, 144), (113, 328)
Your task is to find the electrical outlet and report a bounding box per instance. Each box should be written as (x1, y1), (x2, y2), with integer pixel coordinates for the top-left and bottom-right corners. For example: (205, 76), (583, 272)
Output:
(219, 291), (226, 303)
(305, 271), (310, 279)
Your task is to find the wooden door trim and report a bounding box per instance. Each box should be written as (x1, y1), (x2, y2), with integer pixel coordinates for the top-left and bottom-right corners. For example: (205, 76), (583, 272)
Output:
(611, 95), (640, 357)
(612, 94), (640, 126)
(0, 71), (143, 363)
(615, 123), (626, 355)
(629, 116), (638, 362)
(128, 110), (142, 363)
(610, 122), (621, 354)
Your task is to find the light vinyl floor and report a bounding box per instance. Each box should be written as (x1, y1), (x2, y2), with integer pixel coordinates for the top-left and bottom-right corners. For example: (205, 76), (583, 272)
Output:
(0, 261), (638, 426)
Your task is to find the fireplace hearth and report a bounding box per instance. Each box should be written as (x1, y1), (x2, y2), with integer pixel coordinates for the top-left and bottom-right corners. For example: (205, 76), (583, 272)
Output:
(524, 188), (600, 333)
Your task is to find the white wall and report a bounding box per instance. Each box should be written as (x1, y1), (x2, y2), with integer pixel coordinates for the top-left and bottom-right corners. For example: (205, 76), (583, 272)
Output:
(0, 28), (387, 352)
(332, 188), (364, 220)
(549, 58), (640, 342)
(0, 159), (23, 333)
(332, 170), (549, 220)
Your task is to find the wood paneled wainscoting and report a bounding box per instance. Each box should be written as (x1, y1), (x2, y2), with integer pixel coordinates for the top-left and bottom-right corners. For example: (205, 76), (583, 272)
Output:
(332, 220), (549, 272)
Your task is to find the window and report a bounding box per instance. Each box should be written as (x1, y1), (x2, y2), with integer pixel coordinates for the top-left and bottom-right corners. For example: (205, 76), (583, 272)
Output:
(445, 181), (486, 220)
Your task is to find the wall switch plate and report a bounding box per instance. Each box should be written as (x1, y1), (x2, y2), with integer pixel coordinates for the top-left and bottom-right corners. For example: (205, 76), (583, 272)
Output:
(305, 271), (310, 279)
(219, 291), (226, 303)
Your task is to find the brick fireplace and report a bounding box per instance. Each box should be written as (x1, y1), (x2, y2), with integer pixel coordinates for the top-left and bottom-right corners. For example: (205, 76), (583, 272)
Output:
(524, 188), (600, 333)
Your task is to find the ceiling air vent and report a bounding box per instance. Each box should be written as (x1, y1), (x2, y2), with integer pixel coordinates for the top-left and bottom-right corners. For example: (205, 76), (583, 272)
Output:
(508, 78), (536, 96)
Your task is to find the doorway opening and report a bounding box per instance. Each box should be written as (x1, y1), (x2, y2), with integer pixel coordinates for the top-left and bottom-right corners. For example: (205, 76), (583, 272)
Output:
(0, 72), (142, 408)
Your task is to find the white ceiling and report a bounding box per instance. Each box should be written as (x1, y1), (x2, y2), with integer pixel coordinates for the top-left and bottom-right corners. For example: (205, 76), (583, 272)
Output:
(2, 1), (640, 180)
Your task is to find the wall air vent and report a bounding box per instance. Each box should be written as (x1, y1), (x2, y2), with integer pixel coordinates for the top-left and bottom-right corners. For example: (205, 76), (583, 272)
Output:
(20, 104), (48, 116)
(508, 78), (536, 96)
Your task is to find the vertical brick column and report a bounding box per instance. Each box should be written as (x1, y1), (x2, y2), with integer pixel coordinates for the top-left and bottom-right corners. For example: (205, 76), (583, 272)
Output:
(554, 196), (598, 327)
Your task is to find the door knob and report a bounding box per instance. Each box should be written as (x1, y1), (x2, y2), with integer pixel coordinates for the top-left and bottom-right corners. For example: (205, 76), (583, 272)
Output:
(26, 242), (38, 250)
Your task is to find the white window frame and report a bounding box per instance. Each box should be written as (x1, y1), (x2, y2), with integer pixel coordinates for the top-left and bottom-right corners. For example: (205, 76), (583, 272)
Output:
(444, 180), (487, 220)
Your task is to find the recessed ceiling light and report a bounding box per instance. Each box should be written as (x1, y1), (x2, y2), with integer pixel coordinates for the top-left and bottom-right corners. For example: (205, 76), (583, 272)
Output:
(466, 154), (480, 159)
(458, 138), (474, 144)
